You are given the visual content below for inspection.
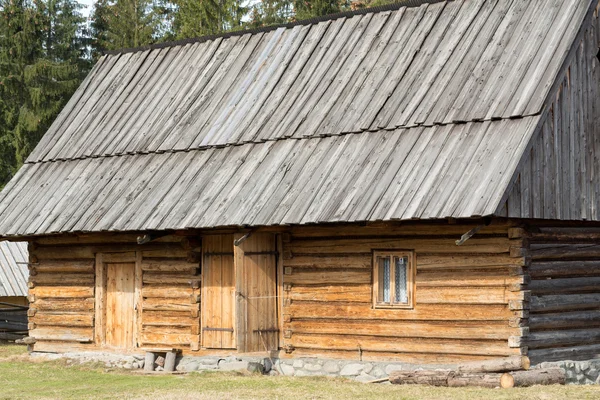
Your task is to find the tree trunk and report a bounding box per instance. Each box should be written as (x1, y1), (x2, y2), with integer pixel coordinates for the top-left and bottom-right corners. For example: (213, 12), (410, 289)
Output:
(500, 368), (566, 388)
(456, 356), (530, 373)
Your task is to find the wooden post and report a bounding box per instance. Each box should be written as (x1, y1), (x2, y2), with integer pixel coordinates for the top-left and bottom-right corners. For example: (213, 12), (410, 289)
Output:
(144, 352), (156, 372)
(164, 351), (177, 372)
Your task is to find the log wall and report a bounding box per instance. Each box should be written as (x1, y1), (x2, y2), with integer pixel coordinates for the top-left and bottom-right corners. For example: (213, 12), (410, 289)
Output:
(27, 234), (201, 353)
(499, 5), (600, 221)
(281, 222), (527, 363)
(516, 225), (600, 363)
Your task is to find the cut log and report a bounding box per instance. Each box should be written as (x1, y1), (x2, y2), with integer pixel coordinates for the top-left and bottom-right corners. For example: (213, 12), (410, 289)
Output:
(389, 370), (504, 388)
(456, 356), (530, 373)
(500, 368), (565, 388)
(144, 352), (156, 372)
(447, 372), (503, 388)
(389, 370), (452, 386)
(164, 351), (177, 372)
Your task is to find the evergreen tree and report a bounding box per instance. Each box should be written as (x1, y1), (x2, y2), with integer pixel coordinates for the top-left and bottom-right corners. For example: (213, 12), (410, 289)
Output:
(0, 0), (44, 183)
(0, 0), (89, 187)
(169, 0), (248, 39)
(91, 0), (165, 52)
(294, 0), (340, 20)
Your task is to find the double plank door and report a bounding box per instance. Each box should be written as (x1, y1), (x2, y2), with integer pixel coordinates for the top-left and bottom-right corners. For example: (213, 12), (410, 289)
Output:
(202, 233), (279, 352)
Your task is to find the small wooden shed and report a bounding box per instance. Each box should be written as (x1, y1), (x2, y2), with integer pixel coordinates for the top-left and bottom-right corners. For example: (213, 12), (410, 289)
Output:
(0, 242), (29, 338)
(0, 0), (599, 364)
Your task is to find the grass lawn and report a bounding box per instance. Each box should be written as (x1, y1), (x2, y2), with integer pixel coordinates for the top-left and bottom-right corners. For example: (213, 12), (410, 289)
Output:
(1, 344), (599, 400)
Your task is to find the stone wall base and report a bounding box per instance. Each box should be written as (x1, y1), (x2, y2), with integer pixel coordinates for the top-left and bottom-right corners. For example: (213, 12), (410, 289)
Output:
(30, 352), (600, 384)
(534, 360), (600, 385)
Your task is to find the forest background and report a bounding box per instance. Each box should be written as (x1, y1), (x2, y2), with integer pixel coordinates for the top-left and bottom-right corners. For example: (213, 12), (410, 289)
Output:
(0, 0), (392, 188)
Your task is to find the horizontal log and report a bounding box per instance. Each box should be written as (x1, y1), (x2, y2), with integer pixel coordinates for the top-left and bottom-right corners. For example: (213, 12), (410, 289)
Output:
(33, 243), (185, 260)
(35, 260), (95, 274)
(447, 372), (503, 388)
(528, 344), (600, 363)
(142, 273), (200, 285)
(141, 325), (191, 335)
(288, 348), (502, 364)
(529, 277), (600, 295)
(141, 261), (198, 273)
(142, 298), (198, 312)
(416, 271), (524, 287)
(32, 340), (96, 353)
(529, 230), (600, 243)
(289, 223), (511, 238)
(417, 254), (527, 269)
(284, 255), (370, 269)
(456, 356), (530, 373)
(530, 294), (600, 312)
(31, 274), (95, 286)
(141, 286), (193, 299)
(30, 327), (93, 343)
(287, 302), (516, 321)
(142, 248), (188, 259)
(525, 329), (600, 350)
(417, 287), (521, 305)
(529, 261), (600, 278)
(285, 269), (371, 285)
(389, 370), (453, 386)
(500, 368), (565, 388)
(530, 244), (600, 261)
(288, 319), (522, 340)
(33, 286), (94, 299)
(101, 252), (136, 262)
(31, 298), (95, 312)
(290, 237), (511, 255)
(142, 311), (197, 327)
(289, 285), (370, 303)
(34, 233), (183, 245)
(31, 313), (94, 327)
(139, 333), (194, 346)
(290, 334), (517, 356)
(529, 310), (600, 330)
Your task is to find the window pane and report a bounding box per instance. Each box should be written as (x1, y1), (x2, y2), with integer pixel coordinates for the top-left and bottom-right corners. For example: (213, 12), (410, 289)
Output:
(378, 257), (391, 303)
(395, 256), (408, 304)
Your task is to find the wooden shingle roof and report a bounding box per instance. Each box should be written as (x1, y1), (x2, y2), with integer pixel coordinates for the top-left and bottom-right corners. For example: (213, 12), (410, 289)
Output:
(0, 242), (28, 297)
(0, 0), (594, 236)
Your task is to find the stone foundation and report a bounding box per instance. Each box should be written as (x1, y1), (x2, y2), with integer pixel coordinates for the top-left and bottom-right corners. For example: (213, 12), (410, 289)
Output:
(535, 360), (600, 385)
(30, 352), (600, 384)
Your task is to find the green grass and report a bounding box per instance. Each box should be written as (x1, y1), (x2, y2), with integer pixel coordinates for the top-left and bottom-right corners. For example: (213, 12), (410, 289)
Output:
(1, 344), (600, 399)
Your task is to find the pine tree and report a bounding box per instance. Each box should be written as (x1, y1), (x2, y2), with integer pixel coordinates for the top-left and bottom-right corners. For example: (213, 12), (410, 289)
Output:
(0, 0), (89, 187)
(0, 0), (44, 184)
(170, 0), (221, 38)
(294, 0), (341, 20)
(91, 0), (165, 52)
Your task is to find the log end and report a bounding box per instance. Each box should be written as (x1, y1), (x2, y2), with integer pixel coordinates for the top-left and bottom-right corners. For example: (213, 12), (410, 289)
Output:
(500, 373), (515, 389)
(521, 356), (531, 371)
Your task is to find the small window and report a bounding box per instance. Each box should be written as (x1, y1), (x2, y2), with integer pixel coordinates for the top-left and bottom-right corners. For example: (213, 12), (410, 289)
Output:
(373, 251), (415, 309)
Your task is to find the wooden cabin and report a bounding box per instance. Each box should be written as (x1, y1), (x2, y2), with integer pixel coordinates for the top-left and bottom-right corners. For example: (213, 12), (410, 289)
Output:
(0, 242), (29, 339)
(0, 0), (599, 365)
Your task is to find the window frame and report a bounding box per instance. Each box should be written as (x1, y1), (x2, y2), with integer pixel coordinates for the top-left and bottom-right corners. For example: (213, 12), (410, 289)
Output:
(372, 250), (415, 309)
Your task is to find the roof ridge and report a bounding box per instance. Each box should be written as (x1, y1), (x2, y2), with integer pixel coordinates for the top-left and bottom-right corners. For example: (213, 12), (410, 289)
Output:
(104, 0), (449, 55)
(25, 114), (538, 165)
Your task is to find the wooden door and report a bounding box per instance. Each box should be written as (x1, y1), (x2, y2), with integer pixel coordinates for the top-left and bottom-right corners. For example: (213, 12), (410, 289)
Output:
(235, 233), (279, 353)
(202, 235), (236, 349)
(95, 252), (140, 351)
(105, 262), (136, 349)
